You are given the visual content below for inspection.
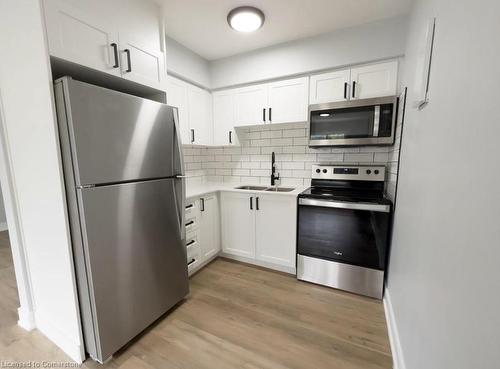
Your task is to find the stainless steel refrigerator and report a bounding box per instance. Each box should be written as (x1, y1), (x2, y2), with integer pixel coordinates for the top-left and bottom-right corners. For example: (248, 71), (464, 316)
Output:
(54, 77), (189, 363)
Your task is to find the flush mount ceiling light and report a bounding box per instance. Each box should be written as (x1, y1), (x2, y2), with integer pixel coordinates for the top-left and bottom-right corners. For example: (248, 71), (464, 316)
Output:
(227, 6), (265, 33)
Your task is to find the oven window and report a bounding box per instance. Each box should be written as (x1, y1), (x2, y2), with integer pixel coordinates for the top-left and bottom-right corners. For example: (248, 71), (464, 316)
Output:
(297, 205), (390, 270)
(310, 106), (375, 140)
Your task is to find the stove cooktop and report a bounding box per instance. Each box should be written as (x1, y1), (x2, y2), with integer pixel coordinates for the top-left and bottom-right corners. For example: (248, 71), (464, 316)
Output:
(298, 187), (393, 206)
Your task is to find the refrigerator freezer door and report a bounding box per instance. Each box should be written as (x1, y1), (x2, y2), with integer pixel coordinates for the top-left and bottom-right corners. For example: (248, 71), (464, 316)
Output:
(77, 178), (188, 362)
(60, 78), (178, 185)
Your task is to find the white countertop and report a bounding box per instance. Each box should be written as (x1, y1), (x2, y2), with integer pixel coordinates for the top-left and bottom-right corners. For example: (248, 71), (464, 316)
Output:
(186, 181), (308, 199)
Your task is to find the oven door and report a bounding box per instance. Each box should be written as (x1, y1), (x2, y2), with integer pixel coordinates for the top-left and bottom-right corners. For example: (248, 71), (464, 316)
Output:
(297, 198), (391, 270)
(308, 96), (397, 147)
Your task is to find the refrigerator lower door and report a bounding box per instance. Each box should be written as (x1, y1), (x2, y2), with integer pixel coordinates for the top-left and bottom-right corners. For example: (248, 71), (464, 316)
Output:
(76, 178), (188, 362)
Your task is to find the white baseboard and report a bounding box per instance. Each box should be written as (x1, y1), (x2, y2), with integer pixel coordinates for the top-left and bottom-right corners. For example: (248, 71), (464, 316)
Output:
(383, 288), (406, 369)
(219, 252), (296, 275)
(17, 306), (35, 331)
(34, 311), (85, 363)
(0, 221), (8, 231)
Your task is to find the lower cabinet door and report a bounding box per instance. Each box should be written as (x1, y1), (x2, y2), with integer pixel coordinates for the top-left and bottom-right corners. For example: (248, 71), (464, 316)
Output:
(221, 192), (256, 258)
(199, 194), (220, 260)
(255, 194), (297, 268)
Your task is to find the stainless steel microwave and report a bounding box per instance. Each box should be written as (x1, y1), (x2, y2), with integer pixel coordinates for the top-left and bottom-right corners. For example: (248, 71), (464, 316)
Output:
(308, 96), (398, 147)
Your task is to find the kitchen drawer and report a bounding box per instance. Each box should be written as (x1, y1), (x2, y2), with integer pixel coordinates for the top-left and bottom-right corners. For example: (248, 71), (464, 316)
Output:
(187, 242), (202, 275)
(185, 233), (199, 249)
(185, 198), (200, 217)
(185, 217), (199, 233)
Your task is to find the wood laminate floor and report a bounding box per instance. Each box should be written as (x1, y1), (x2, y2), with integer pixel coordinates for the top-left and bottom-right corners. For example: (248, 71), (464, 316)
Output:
(0, 231), (392, 368)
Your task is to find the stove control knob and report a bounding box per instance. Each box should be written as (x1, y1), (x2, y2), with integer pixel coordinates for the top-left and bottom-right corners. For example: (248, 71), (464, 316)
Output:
(315, 169), (321, 173)
(374, 169), (380, 175)
(366, 169), (372, 175)
(322, 169), (327, 174)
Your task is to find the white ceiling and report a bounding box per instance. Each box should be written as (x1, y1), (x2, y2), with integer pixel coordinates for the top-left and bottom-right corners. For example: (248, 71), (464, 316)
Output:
(160, 0), (412, 60)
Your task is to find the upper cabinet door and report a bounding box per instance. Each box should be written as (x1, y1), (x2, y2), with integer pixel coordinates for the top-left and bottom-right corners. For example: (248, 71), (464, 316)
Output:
(188, 85), (213, 145)
(267, 77), (309, 124)
(166, 76), (190, 144)
(309, 69), (350, 104)
(234, 84), (268, 126)
(350, 60), (398, 99)
(43, 0), (120, 77)
(213, 90), (238, 146)
(119, 35), (165, 90)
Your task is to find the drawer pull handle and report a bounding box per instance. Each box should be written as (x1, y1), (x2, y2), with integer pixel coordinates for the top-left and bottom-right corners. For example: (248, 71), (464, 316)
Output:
(185, 220), (194, 226)
(187, 258), (196, 266)
(186, 240), (196, 246)
(185, 204), (194, 209)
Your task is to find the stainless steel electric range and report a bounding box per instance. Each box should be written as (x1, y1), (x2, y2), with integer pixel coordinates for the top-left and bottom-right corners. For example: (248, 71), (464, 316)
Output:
(297, 164), (392, 299)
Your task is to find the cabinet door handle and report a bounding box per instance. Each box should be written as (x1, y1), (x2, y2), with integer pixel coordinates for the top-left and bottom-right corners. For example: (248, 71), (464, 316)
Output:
(262, 108), (266, 122)
(352, 81), (356, 98)
(250, 197), (253, 210)
(110, 43), (119, 68)
(256, 197), (259, 210)
(344, 82), (348, 99)
(229, 131), (232, 144)
(200, 198), (205, 212)
(191, 129), (195, 143)
(269, 107), (272, 122)
(124, 49), (132, 72)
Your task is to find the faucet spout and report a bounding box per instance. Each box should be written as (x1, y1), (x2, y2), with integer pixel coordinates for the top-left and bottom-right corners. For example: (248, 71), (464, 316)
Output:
(271, 152), (280, 186)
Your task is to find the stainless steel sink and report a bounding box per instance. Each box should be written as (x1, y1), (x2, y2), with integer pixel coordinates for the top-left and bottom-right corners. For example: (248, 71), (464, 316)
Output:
(234, 185), (269, 191)
(234, 185), (295, 192)
(264, 187), (295, 192)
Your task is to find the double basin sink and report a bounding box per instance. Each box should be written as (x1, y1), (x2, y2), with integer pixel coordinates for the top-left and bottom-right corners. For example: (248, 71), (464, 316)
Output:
(234, 185), (295, 193)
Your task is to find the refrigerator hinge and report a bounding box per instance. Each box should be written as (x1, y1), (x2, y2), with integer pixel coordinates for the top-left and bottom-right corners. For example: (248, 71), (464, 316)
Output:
(77, 184), (96, 189)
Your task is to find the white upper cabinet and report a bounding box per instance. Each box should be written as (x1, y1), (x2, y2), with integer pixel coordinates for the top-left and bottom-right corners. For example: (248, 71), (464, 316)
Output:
(167, 76), (212, 145)
(188, 85), (213, 145)
(267, 77), (309, 124)
(309, 60), (398, 103)
(350, 60), (398, 99)
(309, 69), (350, 104)
(234, 84), (268, 126)
(213, 90), (238, 146)
(43, 0), (166, 90)
(166, 76), (190, 144)
(218, 76), (309, 129)
(44, 0), (120, 77)
(118, 35), (165, 89)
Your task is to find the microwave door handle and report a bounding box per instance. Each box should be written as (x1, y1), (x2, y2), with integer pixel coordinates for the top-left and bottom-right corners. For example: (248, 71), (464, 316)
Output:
(373, 105), (380, 137)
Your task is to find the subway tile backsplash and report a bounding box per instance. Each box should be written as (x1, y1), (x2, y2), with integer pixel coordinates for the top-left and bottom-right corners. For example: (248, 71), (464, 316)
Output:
(183, 121), (403, 197)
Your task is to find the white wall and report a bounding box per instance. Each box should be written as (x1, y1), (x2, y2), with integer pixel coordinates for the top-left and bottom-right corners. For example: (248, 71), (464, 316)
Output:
(210, 16), (408, 89)
(387, 0), (500, 368)
(166, 36), (211, 88)
(0, 184), (7, 230)
(0, 0), (83, 362)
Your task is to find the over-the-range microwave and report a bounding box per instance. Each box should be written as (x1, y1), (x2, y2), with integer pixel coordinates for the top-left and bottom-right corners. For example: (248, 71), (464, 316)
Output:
(308, 96), (398, 147)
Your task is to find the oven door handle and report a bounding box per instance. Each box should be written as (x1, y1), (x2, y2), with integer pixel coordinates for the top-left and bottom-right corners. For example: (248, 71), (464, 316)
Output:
(299, 198), (391, 213)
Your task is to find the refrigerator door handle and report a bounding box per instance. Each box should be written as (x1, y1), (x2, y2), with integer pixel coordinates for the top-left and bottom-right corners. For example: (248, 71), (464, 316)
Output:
(172, 107), (186, 242)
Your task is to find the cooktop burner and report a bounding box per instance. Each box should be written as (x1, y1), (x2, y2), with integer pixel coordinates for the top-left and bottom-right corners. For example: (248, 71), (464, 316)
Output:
(299, 187), (392, 205)
(299, 164), (392, 206)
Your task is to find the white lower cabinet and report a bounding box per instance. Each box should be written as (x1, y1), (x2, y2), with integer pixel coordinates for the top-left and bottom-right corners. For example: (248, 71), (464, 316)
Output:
(199, 194), (220, 260)
(255, 194), (296, 269)
(220, 192), (256, 258)
(185, 193), (220, 276)
(221, 191), (297, 273)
